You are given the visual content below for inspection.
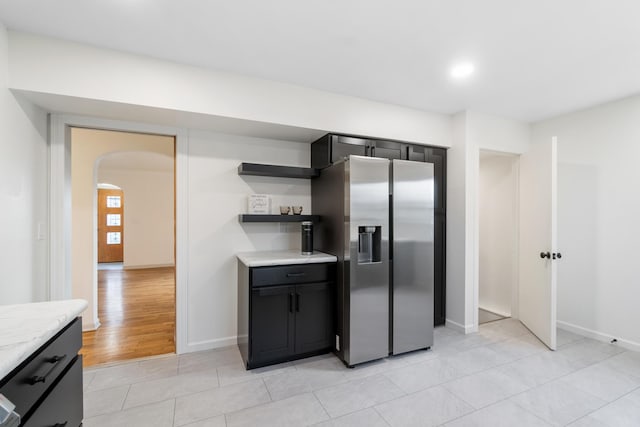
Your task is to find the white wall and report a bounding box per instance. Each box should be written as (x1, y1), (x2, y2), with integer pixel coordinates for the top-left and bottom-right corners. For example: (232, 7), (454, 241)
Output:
(98, 166), (175, 269)
(186, 131), (311, 348)
(479, 152), (518, 317)
(7, 31), (452, 147)
(0, 23), (49, 304)
(446, 112), (472, 331)
(71, 128), (174, 329)
(533, 95), (640, 349)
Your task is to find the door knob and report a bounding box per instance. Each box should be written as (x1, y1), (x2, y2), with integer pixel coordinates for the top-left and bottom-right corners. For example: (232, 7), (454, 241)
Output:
(553, 252), (562, 260)
(540, 252), (551, 259)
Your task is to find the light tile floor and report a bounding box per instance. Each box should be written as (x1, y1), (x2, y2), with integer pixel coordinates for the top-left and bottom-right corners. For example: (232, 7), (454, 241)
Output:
(82, 319), (640, 427)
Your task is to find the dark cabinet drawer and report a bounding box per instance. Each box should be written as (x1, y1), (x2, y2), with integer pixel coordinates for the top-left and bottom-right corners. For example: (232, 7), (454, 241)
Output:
(22, 356), (83, 427)
(251, 263), (334, 287)
(0, 318), (81, 419)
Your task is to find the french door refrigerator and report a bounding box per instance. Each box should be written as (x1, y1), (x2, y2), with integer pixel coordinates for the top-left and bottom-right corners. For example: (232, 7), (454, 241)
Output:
(312, 155), (434, 367)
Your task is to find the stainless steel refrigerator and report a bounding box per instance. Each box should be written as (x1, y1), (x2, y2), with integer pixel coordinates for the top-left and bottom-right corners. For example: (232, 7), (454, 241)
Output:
(312, 155), (434, 366)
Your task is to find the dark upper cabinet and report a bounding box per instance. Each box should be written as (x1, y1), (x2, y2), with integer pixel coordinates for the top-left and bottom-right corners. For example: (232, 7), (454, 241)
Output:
(427, 147), (447, 215)
(312, 134), (447, 213)
(331, 136), (369, 162)
(311, 134), (406, 168)
(407, 144), (427, 162)
(371, 140), (404, 160)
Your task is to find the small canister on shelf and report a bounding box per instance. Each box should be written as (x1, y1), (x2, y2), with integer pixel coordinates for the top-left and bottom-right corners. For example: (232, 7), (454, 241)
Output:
(301, 221), (313, 255)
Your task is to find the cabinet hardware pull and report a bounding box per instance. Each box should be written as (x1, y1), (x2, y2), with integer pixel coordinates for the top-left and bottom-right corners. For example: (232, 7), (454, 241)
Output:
(296, 293), (300, 312)
(53, 422), (68, 427)
(286, 272), (305, 277)
(28, 354), (67, 385)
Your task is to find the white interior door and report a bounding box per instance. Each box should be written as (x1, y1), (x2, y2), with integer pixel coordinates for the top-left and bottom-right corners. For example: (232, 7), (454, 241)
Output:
(519, 137), (558, 350)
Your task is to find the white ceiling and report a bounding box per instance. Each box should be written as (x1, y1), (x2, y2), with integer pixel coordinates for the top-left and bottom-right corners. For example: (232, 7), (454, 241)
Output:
(2, 0), (640, 122)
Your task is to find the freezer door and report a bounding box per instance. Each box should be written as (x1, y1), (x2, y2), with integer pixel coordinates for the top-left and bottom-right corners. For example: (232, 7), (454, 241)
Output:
(392, 159), (434, 354)
(346, 155), (390, 365)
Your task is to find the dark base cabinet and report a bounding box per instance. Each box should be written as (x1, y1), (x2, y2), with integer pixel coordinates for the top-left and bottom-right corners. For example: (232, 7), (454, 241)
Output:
(22, 357), (83, 427)
(238, 262), (335, 369)
(0, 317), (83, 427)
(311, 133), (447, 326)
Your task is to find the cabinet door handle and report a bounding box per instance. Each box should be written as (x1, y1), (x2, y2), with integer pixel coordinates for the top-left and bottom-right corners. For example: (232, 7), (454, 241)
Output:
(28, 354), (67, 385)
(371, 146), (376, 157)
(288, 293), (293, 313)
(296, 293), (300, 312)
(286, 272), (305, 278)
(53, 422), (68, 427)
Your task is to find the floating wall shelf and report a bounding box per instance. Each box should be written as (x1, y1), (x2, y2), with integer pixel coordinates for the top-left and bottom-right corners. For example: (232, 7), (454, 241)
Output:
(238, 163), (320, 179)
(239, 214), (321, 223)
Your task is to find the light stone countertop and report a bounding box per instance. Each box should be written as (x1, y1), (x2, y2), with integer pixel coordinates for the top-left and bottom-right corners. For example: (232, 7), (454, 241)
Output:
(236, 250), (337, 267)
(0, 299), (88, 379)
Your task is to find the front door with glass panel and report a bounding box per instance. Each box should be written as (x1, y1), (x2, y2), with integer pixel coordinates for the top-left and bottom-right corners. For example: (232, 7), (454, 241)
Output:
(98, 188), (124, 263)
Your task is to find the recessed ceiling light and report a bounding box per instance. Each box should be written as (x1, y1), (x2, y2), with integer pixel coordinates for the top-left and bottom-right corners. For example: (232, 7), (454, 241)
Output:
(450, 62), (475, 80)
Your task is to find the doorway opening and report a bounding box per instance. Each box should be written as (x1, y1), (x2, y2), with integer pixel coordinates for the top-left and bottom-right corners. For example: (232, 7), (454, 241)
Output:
(478, 150), (519, 325)
(70, 127), (176, 366)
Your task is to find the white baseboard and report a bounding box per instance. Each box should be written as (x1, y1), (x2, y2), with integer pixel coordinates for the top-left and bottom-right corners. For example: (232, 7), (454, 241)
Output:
(478, 306), (511, 318)
(557, 320), (640, 352)
(445, 318), (475, 334)
(181, 335), (238, 354)
(82, 319), (101, 332)
(124, 263), (175, 270)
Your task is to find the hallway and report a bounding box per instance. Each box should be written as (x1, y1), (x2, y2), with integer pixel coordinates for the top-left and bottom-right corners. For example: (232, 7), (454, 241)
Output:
(81, 266), (176, 366)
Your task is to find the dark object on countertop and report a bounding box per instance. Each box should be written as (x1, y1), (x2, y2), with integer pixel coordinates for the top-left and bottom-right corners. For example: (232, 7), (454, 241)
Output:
(301, 221), (313, 255)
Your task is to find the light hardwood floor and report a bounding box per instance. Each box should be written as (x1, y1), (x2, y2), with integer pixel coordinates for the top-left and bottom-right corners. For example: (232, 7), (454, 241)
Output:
(81, 266), (176, 367)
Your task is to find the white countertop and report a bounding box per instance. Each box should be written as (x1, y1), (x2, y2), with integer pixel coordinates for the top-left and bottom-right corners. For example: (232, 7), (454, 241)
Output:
(236, 250), (337, 267)
(0, 299), (88, 379)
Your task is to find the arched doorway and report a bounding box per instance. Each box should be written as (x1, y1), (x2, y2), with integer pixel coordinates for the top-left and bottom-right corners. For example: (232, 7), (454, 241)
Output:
(70, 128), (176, 366)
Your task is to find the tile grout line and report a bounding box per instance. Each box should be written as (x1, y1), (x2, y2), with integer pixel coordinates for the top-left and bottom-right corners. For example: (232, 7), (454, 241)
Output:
(172, 398), (177, 427)
(262, 377), (275, 402)
(372, 405), (392, 427)
(120, 384), (132, 411)
(569, 383), (640, 425)
(310, 390), (332, 421)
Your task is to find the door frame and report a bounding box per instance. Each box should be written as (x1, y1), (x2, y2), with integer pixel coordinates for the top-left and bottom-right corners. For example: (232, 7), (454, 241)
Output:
(470, 139), (557, 336)
(475, 149), (521, 325)
(49, 114), (189, 354)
